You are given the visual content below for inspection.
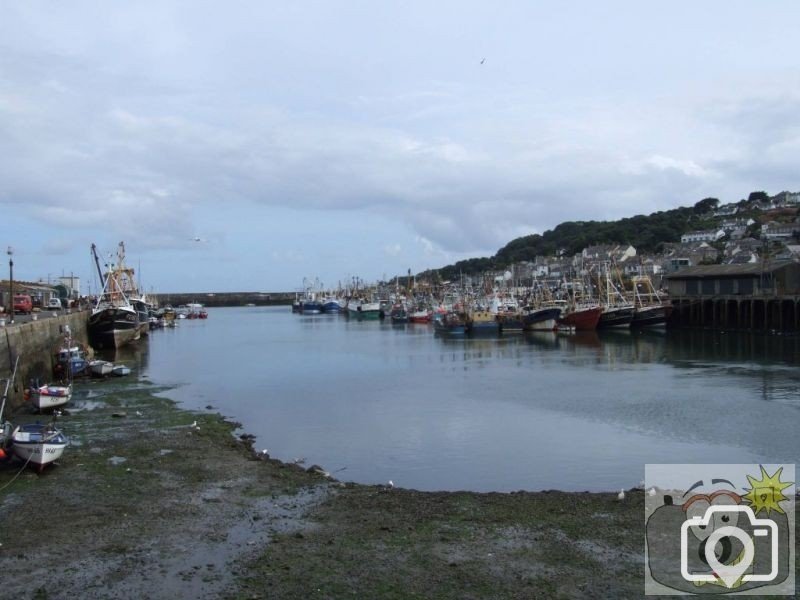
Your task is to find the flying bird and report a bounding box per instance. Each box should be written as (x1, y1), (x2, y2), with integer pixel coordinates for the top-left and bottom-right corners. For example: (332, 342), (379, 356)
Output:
(190, 237), (207, 243)
(480, 58), (486, 65)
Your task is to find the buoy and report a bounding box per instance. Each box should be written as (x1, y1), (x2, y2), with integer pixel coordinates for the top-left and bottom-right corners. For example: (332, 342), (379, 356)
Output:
(0, 448), (6, 460)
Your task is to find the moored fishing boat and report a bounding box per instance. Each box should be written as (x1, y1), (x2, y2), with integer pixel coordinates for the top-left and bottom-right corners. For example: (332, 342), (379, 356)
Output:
(88, 243), (140, 350)
(322, 297), (342, 314)
(598, 305), (635, 328)
(433, 311), (467, 335)
(390, 303), (408, 324)
(521, 306), (562, 331)
(12, 422), (68, 472)
(0, 357), (20, 461)
(558, 305), (603, 331)
(467, 309), (500, 335)
(111, 364), (131, 376)
(630, 275), (673, 328)
(496, 308), (524, 333)
(409, 308), (432, 323)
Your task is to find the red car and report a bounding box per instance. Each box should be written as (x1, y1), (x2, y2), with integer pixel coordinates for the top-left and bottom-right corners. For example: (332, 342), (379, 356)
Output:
(13, 294), (32, 314)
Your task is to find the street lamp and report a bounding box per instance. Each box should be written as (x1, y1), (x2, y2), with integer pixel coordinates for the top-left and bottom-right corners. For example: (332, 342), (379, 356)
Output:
(7, 246), (13, 324)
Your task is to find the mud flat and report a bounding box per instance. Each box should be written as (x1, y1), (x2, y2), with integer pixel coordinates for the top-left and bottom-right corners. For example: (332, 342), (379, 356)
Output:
(1, 377), (788, 599)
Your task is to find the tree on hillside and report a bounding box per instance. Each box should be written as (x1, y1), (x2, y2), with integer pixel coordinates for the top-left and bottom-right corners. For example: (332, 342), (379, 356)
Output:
(693, 197), (719, 214)
(748, 191), (769, 203)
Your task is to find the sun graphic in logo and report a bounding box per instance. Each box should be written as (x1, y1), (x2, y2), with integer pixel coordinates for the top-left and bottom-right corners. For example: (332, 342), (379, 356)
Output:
(742, 465), (793, 516)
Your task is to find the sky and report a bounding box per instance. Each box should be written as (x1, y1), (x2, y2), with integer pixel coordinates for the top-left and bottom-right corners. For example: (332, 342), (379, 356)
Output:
(1, 1), (799, 293)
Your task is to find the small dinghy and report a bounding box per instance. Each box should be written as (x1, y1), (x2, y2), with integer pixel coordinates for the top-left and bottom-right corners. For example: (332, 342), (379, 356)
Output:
(89, 360), (113, 377)
(12, 422), (68, 471)
(111, 364), (131, 377)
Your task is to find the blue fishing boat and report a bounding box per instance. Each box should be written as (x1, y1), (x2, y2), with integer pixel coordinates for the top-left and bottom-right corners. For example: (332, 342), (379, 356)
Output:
(322, 297), (342, 313)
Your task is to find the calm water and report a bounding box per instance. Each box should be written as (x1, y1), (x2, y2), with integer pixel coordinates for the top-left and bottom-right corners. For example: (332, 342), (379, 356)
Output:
(127, 307), (800, 492)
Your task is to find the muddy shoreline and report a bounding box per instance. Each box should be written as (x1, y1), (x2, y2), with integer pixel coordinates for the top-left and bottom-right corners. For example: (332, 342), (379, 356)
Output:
(0, 377), (791, 598)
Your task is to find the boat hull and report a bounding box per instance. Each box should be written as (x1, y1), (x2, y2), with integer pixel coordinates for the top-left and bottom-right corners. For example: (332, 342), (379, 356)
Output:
(301, 301), (323, 314)
(597, 306), (635, 329)
(29, 385), (72, 411)
(497, 315), (524, 333)
(12, 424), (68, 471)
(631, 304), (673, 328)
(322, 301), (342, 314)
(522, 308), (562, 331)
(558, 306), (602, 331)
(88, 307), (139, 349)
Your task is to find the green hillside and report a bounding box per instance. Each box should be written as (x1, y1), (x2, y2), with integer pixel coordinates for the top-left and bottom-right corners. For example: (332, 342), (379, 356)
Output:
(424, 197), (722, 281)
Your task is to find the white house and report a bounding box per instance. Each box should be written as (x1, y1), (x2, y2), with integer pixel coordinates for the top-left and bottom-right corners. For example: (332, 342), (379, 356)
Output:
(713, 203), (739, 217)
(681, 229), (726, 244)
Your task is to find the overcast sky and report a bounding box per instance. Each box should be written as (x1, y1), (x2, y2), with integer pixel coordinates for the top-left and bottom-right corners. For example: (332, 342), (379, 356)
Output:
(1, 1), (798, 292)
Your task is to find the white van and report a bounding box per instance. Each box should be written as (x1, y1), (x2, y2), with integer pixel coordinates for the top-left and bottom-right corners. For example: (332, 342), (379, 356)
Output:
(47, 298), (63, 309)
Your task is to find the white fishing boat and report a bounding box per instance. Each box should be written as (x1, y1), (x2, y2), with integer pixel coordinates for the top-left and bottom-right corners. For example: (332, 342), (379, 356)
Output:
(12, 422), (68, 472)
(27, 383), (72, 411)
(111, 365), (131, 376)
(89, 360), (113, 377)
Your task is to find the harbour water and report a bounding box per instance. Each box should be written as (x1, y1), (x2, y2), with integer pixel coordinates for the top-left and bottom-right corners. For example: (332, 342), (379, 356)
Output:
(136, 307), (800, 492)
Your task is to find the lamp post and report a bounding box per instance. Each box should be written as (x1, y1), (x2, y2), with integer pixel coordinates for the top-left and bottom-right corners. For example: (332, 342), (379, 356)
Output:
(7, 246), (13, 324)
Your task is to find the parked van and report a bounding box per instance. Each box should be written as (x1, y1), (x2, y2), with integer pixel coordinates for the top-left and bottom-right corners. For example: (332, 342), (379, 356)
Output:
(13, 295), (33, 314)
(47, 298), (63, 309)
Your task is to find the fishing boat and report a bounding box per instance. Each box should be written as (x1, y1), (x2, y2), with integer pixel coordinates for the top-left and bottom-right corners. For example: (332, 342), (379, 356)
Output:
(467, 309), (500, 335)
(390, 303), (409, 324)
(559, 304), (603, 331)
(322, 297), (342, 314)
(409, 308), (432, 323)
(433, 311), (467, 335)
(596, 265), (635, 329)
(27, 382), (72, 412)
(350, 298), (382, 319)
(12, 422), (68, 472)
(630, 276), (673, 328)
(55, 341), (88, 378)
(521, 306), (562, 331)
(292, 293), (302, 313)
(88, 243), (140, 349)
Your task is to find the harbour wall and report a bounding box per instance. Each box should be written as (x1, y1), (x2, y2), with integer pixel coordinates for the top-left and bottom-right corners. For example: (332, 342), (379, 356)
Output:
(0, 310), (89, 410)
(152, 292), (294, 307)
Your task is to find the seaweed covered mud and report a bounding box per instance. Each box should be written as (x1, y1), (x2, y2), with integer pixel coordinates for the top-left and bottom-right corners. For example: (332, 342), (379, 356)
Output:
(0, 378), (789, 599)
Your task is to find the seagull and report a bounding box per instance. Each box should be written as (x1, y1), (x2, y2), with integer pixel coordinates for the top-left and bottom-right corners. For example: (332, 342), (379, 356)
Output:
(190, 236), (207, 243)
(480, 58), (486, 65)
(190, 420), (197, 428)
(388, 480), (394, 489)
(617, 489), (625, 501)
(260, 449), (269, 456)
(648, 488), (657, 497)
(135, 411), (143, 417)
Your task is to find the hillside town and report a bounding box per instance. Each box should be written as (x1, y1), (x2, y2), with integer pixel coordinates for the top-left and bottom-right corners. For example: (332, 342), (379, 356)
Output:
(432, 190), (800, 293)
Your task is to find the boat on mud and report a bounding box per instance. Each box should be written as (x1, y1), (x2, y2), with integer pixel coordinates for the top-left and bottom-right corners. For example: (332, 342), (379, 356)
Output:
(26, 382), (72, 412)
(11, 422), (68, 472)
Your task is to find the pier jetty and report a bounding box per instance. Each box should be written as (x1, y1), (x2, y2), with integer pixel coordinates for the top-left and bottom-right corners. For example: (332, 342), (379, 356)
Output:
(666, 260), (800, 332)
(151, 291), (293, 307)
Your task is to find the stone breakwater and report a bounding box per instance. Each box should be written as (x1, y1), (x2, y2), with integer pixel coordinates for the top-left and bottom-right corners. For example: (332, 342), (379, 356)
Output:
(0, 310), (89, 409)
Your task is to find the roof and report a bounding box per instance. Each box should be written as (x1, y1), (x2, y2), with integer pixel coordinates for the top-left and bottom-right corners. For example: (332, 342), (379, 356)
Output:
(664, 260), (796, 279)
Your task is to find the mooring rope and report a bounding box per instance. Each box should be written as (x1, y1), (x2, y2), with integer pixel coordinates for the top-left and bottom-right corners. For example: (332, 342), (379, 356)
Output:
(0, 452), (34, 492)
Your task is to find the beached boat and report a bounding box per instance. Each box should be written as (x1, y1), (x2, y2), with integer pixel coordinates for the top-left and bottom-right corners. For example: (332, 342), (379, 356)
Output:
(12, 422), (68, 472)
(27, 383), (72, 412)
(55, 343), (88, 378)
(89, 360), (113, 377)
(111, 365), (131, 377)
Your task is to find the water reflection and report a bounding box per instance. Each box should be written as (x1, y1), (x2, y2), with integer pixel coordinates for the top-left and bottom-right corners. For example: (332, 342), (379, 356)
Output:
(141, 308), (800, 492)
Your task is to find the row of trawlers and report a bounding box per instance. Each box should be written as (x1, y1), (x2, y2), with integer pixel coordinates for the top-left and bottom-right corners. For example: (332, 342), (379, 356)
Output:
(292, 272), (672, 335)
